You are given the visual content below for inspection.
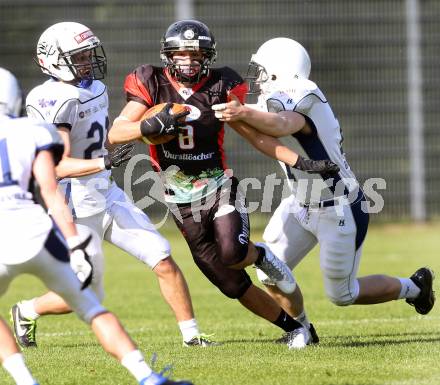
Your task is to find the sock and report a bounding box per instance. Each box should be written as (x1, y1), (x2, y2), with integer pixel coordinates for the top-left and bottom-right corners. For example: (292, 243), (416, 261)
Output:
(121, 350), (153, 382)
(294, 310), (310, 329)
(178, 318), (199, 342)
(18, 300), (40, 320)
(272, 310), (303, 332)
(255, 245), (265, 265)
(3, 353), (37, 385)
(398, 278), (421, 299)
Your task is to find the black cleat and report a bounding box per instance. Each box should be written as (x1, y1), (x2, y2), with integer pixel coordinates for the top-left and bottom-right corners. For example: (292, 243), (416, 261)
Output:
(183, 333), (219, 347)
(406, 267), (435, 315)
(10, 303), (37, 348)
(275, 323), (319, 345)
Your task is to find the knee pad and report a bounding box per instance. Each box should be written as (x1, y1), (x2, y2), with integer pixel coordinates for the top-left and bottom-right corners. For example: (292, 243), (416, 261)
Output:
(325, 277), (359, 306)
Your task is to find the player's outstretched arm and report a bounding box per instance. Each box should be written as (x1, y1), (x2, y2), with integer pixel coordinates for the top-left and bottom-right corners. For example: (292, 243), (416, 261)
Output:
(213, 93), (305, 137)
(229, 121), (339, 174)
(55, 127), (134, 178)
(228, 120), (299, 166)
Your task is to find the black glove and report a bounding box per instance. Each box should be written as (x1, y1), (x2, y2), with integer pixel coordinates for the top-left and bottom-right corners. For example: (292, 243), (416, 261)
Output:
(140, 103), (189, 137)
(69, 235), (93, 290)
(104, 142), (135, 170)
(293, 155), (340, 174)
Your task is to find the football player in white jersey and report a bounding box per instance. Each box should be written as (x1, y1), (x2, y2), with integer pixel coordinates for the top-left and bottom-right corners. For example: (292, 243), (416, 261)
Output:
(12, 22), (210, 350)
(0, 68), (193, 385)
(212, 37), (435, 346)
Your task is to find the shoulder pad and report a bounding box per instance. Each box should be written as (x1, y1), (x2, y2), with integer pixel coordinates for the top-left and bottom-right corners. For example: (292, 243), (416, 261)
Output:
(26, 81), (80, 126)
(124, 65), (156, 106)
(264, 79), (327, 114)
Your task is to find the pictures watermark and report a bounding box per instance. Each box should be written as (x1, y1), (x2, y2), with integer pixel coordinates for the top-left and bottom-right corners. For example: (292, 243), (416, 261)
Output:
(118, 153), (387, 227)
(65, 153), (387, 228)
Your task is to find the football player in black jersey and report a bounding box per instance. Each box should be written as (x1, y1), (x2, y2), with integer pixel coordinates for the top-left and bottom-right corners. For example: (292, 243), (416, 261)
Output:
(109, 19), (338, 349)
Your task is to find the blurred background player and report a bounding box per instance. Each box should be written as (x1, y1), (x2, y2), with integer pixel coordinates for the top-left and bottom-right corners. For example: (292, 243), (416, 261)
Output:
(109, 20), (338, 349)
(12, 21), (209, 349)
(0, 67), (193, 385)
(212, 37), (435, 345)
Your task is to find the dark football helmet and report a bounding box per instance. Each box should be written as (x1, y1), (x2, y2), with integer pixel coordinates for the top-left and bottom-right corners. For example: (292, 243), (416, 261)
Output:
(160, 19), (217, 84)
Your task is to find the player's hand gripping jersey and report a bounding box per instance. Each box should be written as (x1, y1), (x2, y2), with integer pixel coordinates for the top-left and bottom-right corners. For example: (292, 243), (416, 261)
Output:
(124, 65), (247, 203)
(26, 79), (112, 217)
(0, 115), (64, 264)
(255, 79), (359, 204)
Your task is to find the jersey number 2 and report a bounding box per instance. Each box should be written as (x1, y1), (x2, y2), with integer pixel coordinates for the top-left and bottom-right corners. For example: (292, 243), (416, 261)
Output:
(84, 117), (109, 159)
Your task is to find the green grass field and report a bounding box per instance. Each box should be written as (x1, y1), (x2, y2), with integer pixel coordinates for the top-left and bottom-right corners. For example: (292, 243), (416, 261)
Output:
(1, 221), (439, 385)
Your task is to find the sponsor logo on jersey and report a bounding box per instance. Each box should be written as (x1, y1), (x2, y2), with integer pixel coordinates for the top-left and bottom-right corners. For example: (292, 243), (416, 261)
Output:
(38, 98), (57, 108)
(78, 102), (107, 119)
(74, 30), (95, 44)
(182, 104), (201, 121)
(162, 150), (214, 161)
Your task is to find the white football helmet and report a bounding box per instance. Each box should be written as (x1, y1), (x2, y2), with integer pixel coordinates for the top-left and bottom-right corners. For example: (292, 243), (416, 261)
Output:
(246, 37), (311, 95)
(36, 22), (106, 83)
(0, 67), (22, 117)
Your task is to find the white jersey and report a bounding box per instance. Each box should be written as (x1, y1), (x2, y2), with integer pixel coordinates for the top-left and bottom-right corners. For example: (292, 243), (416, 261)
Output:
(26, 79), (112, 217)
(0, 115), (64, 264)
(255, 79), (359, 203)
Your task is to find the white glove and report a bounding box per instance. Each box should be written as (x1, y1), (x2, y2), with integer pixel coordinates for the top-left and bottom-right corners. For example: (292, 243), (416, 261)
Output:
(67, 235), (93, 290)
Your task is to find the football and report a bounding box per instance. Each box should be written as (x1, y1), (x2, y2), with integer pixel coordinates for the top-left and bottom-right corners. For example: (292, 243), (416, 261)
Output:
(140, 102), (188, 145)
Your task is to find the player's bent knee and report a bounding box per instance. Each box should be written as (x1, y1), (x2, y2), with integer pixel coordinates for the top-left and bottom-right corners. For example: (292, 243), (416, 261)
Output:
(327, 294), (356, 306)
(325, 278), (359, 306)
(218, 241), (248, 267)
(217, 277), (252, 299)
(152, 257), (178, 276)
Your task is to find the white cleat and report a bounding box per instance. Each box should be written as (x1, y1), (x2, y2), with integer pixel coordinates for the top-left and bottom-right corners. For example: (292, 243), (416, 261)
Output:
(286, 327), (312, 350)
(254, 242), (296, 294)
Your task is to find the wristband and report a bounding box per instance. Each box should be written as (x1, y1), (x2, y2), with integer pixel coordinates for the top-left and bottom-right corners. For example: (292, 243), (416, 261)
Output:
(98, 157), (106, 171)
(66, 235), (81, 250)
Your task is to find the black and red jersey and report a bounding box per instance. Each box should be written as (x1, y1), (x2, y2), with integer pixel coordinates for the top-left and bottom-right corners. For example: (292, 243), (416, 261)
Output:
(124, 65), (247, 203)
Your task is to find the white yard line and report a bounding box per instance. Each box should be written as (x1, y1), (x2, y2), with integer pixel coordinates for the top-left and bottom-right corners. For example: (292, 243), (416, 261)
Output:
(38, 315), (440, 338)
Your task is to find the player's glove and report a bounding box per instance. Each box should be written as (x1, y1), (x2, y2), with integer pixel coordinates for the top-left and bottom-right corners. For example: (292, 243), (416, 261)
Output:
(293, 155), (340, 174)
(69, 235), (93, 290)
(104, 142), (135, 170)
(140, 103), (189, 137)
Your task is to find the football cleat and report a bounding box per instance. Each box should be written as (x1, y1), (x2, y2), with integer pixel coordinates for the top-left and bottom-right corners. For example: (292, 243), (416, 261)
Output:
(183, 333), (219, 347)
(10, 303), (37, 348)
(275, 323), (319, 345)
(139, 372), (193, 385)
(406, 267), (436, 315)
(286, 327), (311, 350)
(254, 242), (296, 294)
